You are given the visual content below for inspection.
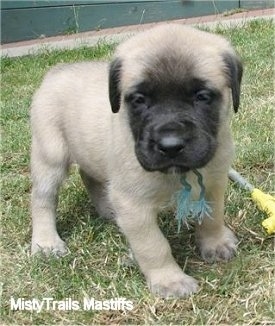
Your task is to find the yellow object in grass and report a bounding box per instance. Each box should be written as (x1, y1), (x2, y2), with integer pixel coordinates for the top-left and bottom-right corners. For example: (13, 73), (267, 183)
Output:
(251, 188), (275, 235)
(229, 168), (275, 235)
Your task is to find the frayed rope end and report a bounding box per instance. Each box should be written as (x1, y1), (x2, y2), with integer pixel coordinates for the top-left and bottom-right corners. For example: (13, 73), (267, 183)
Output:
(176, 169), (213, 231)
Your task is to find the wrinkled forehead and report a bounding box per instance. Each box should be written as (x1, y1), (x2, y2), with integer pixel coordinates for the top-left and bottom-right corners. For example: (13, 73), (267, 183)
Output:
(120, 49), (228, 93)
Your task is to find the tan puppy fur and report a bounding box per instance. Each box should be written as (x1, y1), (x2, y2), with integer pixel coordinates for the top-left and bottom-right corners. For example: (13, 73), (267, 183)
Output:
(30, 24), (242, 298)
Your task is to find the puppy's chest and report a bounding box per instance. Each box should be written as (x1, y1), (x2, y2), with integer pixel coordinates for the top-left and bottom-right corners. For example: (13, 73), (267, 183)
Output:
(141, 174), (183, 206)
(150, 173), (202, 208)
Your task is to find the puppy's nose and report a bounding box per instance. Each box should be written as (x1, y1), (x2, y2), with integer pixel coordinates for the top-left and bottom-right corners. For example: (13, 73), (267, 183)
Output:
(157, 136), (184, 158)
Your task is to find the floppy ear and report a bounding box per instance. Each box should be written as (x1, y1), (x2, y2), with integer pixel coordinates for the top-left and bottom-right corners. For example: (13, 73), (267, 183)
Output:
(109, 58), (122, 113)
(222, 52), (243, 113)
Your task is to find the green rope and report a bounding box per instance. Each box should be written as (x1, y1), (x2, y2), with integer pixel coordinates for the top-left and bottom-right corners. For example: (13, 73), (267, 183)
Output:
(176, 169), (212, 231)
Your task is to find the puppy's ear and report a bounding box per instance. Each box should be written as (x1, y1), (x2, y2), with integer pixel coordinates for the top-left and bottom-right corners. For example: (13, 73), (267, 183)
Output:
(109, 58), (122, 113)
(223, 52), (243, 113)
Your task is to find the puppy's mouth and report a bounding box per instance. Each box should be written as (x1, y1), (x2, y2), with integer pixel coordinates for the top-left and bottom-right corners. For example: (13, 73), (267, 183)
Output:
(135, 133), (217, 174)
(159, 166), (191, 174)
(136, 155), (207, 174)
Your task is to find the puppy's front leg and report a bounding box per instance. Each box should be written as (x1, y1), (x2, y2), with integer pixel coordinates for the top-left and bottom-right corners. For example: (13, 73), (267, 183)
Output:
(196, 174), (238, 263)
(112, 192), (198, 298)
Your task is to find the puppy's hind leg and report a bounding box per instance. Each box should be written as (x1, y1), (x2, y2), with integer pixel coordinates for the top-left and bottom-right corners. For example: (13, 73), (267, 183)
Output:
(79, 170), (115, 219)
(31, 136), (69, 256)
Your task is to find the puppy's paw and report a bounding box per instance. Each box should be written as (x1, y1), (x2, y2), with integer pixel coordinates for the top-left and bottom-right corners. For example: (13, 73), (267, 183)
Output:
(31, 235), (67, 257)
(197, 226), (238, 263)
(147, 267), (198, 298)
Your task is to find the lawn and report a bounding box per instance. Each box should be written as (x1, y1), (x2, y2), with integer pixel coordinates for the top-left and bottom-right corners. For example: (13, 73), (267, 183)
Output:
(1, 19), (274, 325)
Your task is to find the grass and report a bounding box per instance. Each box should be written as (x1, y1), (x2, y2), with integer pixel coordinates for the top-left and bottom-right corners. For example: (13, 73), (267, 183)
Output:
(1, 20), (274, 325)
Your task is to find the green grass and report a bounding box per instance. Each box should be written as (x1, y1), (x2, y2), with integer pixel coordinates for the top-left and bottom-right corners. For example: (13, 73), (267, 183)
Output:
(1, 20), (274, 325)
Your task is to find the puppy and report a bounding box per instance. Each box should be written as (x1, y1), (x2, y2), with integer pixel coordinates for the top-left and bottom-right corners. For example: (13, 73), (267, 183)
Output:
(30, 24), (242, 298)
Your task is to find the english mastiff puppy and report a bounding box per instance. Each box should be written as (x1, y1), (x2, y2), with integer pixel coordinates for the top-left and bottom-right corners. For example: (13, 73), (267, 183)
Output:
(30, 24), (242, 298)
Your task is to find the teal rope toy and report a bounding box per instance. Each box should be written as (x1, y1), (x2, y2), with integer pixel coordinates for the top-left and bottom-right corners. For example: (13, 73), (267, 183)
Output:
(176, 169), (212, 231)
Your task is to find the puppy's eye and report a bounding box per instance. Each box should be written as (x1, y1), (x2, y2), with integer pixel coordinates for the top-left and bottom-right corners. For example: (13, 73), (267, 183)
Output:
(195, 90), (212, 103)
(131, 93), (146, 105)
(127, 93), (149, 108)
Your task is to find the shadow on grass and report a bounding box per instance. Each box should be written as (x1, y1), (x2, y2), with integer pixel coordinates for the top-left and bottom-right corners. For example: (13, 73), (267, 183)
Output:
(56, 187), (114, 241)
